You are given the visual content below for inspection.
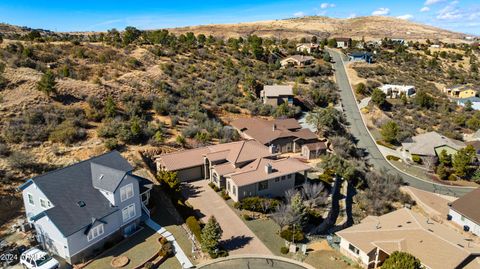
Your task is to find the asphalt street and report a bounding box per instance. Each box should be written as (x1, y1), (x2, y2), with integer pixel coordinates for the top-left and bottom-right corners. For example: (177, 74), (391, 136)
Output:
(327, 49), (475, 197)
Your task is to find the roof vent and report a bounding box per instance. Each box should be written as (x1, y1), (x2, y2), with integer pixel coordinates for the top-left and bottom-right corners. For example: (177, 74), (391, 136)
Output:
(99, 174), (104, 180)
(77, 201), (86, 207)
(265, 163), (272, 174)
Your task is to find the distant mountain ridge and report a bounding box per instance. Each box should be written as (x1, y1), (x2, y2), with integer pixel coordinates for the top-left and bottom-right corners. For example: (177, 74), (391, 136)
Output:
(168, 16), (471, 42)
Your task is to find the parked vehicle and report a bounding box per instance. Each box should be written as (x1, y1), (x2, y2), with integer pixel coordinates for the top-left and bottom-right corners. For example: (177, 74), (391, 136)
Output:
(19, 248), (59, 269)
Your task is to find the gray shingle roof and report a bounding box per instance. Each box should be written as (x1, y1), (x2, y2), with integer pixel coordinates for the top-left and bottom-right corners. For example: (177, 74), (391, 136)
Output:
(31, 151), (134, 236)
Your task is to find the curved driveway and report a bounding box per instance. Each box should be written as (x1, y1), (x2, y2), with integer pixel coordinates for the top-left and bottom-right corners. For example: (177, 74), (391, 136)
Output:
(328, 49), (475, 197)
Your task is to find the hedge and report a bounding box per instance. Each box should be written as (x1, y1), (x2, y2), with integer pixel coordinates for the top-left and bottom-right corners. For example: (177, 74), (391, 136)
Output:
(234, 197), (280, 213)
(186, 216), (202, 240)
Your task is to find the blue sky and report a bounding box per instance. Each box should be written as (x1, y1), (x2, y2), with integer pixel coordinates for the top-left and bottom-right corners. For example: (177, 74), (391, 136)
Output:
(0, 0), (479, 34)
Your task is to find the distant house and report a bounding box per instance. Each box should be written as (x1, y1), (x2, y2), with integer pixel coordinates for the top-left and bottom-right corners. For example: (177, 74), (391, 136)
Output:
(260, 85), (294, 107)
(280, 55), (315, 67)
(337, 208), (480, 269)
(296, 43), (320, 54)
(466, 141), (480, 156)
(301, 141), (328, 159)
(348, 52), (373, 63)
(391, 38), (407, 46)
(401, 131), (465, 161)
(19, 151), (152, 264)
(155, 140), (311, 202)
(231, 118), (319, 154)
(448, 188), (480, 236)
(379, 84), (416, 99)
(457, 97), (480, 110)
(443, 85), (478, 99)
(335, 37), (351, 49)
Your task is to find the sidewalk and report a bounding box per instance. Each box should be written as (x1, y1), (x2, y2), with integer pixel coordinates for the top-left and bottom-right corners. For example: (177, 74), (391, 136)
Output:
(145, 218), (194, 268)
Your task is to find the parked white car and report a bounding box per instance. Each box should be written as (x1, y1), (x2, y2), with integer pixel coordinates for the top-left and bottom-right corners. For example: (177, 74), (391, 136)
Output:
(19, 248), (59, 269)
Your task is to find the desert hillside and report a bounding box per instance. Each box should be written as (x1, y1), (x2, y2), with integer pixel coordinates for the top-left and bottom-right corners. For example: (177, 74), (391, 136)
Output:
(169, 16), (468, 42)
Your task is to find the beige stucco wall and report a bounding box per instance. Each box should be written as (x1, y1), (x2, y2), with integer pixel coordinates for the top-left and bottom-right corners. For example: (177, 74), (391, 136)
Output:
(226, 173), (296, 202)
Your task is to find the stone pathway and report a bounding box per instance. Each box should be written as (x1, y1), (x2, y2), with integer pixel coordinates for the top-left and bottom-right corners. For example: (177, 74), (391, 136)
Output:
(145, 218), (194, 268)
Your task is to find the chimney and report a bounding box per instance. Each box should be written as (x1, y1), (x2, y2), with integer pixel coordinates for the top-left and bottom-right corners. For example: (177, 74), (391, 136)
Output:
(269, 145), (274, 154)
(272, 124), (276, 131)
(265, 163), (272, 174)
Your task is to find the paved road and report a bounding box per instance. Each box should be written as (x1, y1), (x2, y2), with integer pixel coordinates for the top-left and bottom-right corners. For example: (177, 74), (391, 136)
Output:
(181, 180), (272, 255)
(327, 49), (475, 197)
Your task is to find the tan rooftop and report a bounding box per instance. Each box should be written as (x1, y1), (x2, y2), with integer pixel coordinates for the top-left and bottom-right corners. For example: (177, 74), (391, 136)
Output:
(228, 157), (311, 187)
(156, 140), (271, 171)
(303, 141), (328, 151)
(337, 208), (480, 269)
(450, 188), (480, 225)
(402, 131), (465, 156)
(262, 85), (293, 97)
(231, 118), (317, 145)
(284, 55), (315, 63)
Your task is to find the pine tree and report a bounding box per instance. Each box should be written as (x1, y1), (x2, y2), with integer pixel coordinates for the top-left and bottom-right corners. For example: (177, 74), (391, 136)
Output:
(382, 251), (422, 269)
(201, 216), (223, 254)
(37, 70), (57, 96)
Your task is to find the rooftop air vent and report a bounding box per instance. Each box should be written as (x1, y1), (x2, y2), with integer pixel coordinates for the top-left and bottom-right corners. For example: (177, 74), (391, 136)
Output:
(77, 201), (86, 207)
(99, 174), (104, 180)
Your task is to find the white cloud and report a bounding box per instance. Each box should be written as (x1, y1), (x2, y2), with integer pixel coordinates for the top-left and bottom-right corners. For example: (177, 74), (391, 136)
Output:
(347, 13), (357, 19)
(293, 11), (306, 17)
(424, 0), (445, 6)
(397, 14), (414, 20)
(320, 3), (336, 9)
(437, 1), (462, 20)
(420, 6), (430, 12)
(372, 7), (390, 16)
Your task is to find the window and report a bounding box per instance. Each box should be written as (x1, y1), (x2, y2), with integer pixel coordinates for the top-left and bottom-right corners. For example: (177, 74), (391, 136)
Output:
(287, 174), (292, 179)
(120, 184), (134, 202)
(348, 244), (360, 255)
(461, 215), (465, 221)
(213, 173), (218, 183)
(258, 180), (269, 191)
(27, 193), (34, 206)
(281, 176), (286, 181)
(87, 224), (104, 242)
(227, 181), (230, 192)
(122, 204), (136, 222)
(233, 186), (236, 196)
(275, 177), (280, 182)
(40, 198), (48, 209)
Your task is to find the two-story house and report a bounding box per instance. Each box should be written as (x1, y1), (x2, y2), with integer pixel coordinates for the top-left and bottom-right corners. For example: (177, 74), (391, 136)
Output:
(19, 151), (152, 264)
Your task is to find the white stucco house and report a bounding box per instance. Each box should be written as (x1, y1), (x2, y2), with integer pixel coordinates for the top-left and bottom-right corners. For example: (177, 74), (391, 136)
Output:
(448, 188), (480, 236)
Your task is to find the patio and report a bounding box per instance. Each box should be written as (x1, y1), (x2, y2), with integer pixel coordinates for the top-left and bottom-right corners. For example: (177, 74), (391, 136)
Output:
(84, 226), (163, 269)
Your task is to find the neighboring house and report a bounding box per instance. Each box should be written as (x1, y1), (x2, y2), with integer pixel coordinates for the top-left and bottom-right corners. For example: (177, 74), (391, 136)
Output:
(379, 84), (416, 99)
(458, 97), (480, 110)
(301, 141), (328, 160)
(156, 140), (272, 183)
(155, 140), (311, 202)
(401, 131), (466, 161)
(335, 37), (351, 49)
(348, 52), (373, 63)
(260, 85), (294, 107)
(391, 38), (406, 46)
(466, 141), (480, 156)
(337, 208), (480, 269)
(225, 157), (311, 202)
(19, 151), (152, 264)
(444, 85), (478, 99)
(280, 55), (315, 67)
(448, 188), (480, 236)
(296, 43), (320, 54)
(231, 118), (319, 154)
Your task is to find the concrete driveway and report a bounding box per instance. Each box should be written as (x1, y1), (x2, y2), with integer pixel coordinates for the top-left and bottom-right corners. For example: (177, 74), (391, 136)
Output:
(181, 180), (272, 256)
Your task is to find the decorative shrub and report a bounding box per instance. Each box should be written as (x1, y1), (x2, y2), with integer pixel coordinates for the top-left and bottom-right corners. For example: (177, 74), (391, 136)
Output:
(411, 155), (422, 164)
(186, 216), (202, 240)
(221, 191), (230, 200)
(209, 249), (229, 259)
(144, 262), (154, 269)
(280, 226), (305, 242)
(235, 197), (280, 213)
(280, 246), (289, 255)
(242, 214), (253, 221)
(386, 155), (400, 161)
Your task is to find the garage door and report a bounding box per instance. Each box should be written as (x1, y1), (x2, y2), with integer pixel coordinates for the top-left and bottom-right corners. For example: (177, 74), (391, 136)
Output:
(176, 166), (204, 182)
